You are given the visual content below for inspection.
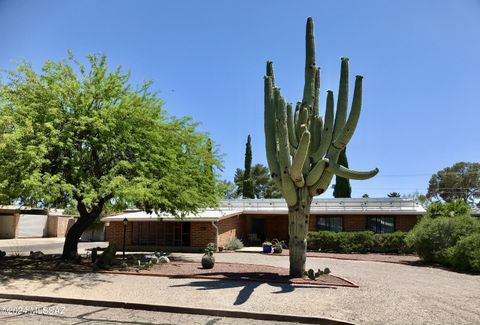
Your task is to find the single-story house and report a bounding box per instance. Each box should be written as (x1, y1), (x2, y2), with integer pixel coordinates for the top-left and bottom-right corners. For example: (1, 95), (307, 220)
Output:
(102, 198), (426, 251)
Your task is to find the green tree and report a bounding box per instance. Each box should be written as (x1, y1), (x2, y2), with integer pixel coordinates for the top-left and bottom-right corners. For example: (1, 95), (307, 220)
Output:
(424, 200), (471, 219)
(242, 135), (254, 198)
(0, 53), (221, 259)
(387, 192), (401, 198)
(362, 193), (370, 198)
(234, 164), (282, 198)
(427, 162), (480, 204)
(218, 180), (237, 199)
(332, 148), (352, 198)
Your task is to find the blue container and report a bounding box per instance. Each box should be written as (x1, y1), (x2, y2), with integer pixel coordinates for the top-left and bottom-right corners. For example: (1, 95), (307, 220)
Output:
(262, 244), (272, 253)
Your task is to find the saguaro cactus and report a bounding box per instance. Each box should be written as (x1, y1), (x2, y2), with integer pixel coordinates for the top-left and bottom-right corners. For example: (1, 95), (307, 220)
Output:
(264, 17), (379, 277)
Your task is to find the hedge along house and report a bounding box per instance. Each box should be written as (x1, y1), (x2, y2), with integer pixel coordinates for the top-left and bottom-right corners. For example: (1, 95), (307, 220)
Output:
(102, 198), (426, 251)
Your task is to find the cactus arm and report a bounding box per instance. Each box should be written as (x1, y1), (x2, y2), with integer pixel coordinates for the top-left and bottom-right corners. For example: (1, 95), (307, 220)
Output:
(296, 106), (308, 141)
(293, 102), (301, 126)
(313, 67), (320, 117)
(333, 75), (362, 150)
(306, 158), (328, 186)
(287, 103), (298, 148)
(290, 130), (310, 187)
(311, 90), (334, 162)
(328, 161), (379, 180)
(302, 17), (316, 112)
(332, 57), (349, 140)
(274, 88), (297, 206)
(264, 75), (281, 187)
(309, 169), (334, 196)
(274, 89), (291, 170)
(266, 61), (275, 86)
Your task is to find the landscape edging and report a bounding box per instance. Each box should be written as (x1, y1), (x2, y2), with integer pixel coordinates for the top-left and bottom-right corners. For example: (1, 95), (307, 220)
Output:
(0, 292), (355, 325)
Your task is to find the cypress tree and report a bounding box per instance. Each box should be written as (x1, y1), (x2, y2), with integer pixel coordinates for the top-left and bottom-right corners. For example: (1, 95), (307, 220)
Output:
(333, 148), (352, 198)
(243, 135), (255, 198)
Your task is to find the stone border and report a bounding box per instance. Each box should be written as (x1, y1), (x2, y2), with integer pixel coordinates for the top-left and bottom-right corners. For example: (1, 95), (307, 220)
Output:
(0, 293), (355, 325)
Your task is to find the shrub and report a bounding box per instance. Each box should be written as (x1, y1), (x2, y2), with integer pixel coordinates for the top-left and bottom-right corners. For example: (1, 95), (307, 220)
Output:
(224, 237), (244, 250)
(447, 233), (480, 273)
(307, 231), (374, 253)
(338, 231), (374, 253)
(307, 231), (341, 252)
(405, 216), (480, 264)
(373, 232), (413, 254)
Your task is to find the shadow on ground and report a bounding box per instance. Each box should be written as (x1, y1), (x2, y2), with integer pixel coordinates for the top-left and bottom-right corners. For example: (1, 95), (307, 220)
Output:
(171, 272), (336, 305)
(0, 269), (112, 293)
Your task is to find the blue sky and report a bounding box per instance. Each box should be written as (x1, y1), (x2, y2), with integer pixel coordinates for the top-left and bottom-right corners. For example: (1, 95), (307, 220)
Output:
(1, 0), (479, 198)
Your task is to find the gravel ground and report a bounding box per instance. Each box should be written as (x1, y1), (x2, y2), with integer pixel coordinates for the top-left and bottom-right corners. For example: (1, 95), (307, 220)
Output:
(0, 298), (304, 325)
(0, 253), (479, 325)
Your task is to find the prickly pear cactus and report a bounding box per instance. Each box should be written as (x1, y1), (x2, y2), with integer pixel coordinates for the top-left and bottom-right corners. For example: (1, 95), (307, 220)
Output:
(264, 17), (378, 277)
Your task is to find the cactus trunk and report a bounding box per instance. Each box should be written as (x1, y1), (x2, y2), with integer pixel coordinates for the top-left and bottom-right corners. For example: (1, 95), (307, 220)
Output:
(263, 17), (379, 277)
(288, 188), (311, 277)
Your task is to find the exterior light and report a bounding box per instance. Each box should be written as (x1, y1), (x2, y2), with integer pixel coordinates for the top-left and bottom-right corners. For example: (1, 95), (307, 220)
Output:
(122, 218), (128, 260)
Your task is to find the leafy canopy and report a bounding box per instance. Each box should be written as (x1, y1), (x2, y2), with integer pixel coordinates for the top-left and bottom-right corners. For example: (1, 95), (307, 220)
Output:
(0, 53), (221, 215)
(427, 162), (480, 205)
(234, 164), (282, 199)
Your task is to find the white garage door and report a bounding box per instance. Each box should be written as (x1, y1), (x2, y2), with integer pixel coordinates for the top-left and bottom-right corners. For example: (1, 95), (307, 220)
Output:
(18, 214), (48, 238)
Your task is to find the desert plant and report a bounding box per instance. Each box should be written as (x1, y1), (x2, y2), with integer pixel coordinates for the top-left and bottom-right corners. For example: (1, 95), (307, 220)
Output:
(0, 250), (6, 258)
(224, 237), (244, 250)
(95, 243), (117, 269)
(201, 243), (215, 269)
(263, 17), (378, 276)
(304, 267), (331, 280)
(137, 259), (153, 270)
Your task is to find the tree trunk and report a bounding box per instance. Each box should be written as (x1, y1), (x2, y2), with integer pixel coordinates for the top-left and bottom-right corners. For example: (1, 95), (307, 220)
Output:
(288, 188), (312, 277)
(62, 201), (103, 260)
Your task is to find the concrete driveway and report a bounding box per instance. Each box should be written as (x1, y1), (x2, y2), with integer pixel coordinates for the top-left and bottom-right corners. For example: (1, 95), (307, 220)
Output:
(0, 238), (108, 256)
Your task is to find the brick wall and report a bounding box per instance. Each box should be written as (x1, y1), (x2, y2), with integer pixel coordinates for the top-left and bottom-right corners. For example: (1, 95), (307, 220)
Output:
(218, 214), (245, 248)
(264, 215), (288, 242)
(395, 215), (419, 232)
(191, 222), (216, 248)
(343, 215), (367, 231)
(105, 221), (133, 247)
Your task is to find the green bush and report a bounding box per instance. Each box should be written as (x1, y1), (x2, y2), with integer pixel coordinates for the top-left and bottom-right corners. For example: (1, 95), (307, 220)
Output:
(373, 232), (413, 254)
(307, 231), (375, 253)
(307, 231), (412, 254)
(447, 233), (480, 273)
(338, 231), (374, 253)
(224, 237), (244, 250)
(307, 231), (341, 252)
(405, 216), (480, 264)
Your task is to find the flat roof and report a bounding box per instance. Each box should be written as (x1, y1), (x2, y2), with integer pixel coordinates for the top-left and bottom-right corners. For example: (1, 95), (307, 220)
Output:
(101, 198), (426, 222)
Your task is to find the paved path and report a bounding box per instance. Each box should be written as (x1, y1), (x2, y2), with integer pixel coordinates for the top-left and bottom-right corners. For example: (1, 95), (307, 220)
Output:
(1, 252), (479, 324)
(0, 238), (107, 256)
(0, 298), (302, 325)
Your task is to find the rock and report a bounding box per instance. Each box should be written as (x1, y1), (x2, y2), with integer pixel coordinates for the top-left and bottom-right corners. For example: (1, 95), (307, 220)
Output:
(120, 262), (129, 272)
(30, 251), (45, 259)
(158, 256), (170, 263)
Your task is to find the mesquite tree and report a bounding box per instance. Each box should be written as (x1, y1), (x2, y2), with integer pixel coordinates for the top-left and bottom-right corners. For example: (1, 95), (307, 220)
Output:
(0, 53), (221, 259)
(264, 17), (379, 276)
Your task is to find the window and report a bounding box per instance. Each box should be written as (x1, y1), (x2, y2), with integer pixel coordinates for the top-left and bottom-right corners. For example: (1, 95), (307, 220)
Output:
(316, 216), (343, 232)
(367, 216), (395, 233)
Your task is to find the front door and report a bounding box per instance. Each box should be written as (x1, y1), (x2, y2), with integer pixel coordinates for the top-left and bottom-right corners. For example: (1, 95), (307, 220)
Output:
(251, 218), (266, 243)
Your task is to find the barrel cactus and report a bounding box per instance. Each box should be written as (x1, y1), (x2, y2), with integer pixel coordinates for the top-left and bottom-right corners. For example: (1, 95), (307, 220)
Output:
(264, 17), (379, 277)
(201, 243), (215, 269)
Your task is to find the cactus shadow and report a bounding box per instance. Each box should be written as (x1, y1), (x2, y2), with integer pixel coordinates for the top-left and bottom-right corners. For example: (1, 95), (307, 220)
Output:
(171, 272), (335, 305)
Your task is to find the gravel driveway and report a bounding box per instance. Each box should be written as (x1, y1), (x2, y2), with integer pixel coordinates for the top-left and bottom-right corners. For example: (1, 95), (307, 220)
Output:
(0, 252), (479, 325)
